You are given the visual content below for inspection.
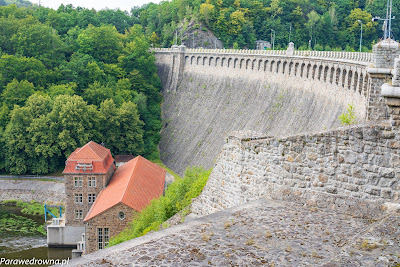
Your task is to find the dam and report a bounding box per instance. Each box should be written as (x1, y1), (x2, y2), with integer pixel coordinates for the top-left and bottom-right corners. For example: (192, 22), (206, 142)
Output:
(154, 43), (391, 175)
(67, 40), (400, 266)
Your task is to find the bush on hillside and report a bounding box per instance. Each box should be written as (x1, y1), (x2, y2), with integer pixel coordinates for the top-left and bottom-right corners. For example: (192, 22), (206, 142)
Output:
(108, 166), (211, 246)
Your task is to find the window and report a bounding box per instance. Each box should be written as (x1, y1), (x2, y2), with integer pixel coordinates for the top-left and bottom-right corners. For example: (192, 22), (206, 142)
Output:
(75, 210), (83, 219)
(75, 193), (83, 204)
(118, 211), (125, 220)
(74, 177), (82, 187)
(75, 163), (93, 172)
(88, 193), (96, 203)
(88, 177), (96, 188)
(98, 228), (109, 250)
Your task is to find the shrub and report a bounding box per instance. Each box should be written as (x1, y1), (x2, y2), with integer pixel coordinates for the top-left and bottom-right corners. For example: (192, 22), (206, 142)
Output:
(339, 104), (357, 126)
(108, 166), (211, 246)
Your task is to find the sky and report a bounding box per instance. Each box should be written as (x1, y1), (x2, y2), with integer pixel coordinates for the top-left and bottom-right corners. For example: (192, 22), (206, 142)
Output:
(37, 0), (163, 12)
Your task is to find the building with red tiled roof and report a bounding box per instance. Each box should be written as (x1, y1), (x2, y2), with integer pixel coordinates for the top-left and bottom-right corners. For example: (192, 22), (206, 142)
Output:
(63, 141), (116, 227)
(83, 156), (167, 253)
(48, 141), (170, 256)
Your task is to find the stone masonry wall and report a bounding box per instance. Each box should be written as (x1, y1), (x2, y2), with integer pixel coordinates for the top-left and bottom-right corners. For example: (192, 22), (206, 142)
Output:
(0, 179), (64, 203)
(85, 203), (137, 254)
(65, 165), (114, 226)
(191, 123), (400, 218)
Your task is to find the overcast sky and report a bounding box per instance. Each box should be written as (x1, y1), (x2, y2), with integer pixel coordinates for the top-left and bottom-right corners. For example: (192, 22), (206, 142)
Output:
(37, 0), (164, 12)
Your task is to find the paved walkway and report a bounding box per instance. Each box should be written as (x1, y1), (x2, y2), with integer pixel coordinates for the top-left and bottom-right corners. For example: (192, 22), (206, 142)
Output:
(66, 198), (400, 267)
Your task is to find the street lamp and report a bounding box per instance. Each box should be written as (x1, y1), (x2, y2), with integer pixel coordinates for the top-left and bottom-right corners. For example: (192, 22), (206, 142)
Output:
(357, 20), (363, 52)
(271, 29), (275, 50)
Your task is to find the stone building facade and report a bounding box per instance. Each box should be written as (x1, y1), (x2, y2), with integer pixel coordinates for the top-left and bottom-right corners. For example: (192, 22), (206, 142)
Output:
(84, 203), (137, 254)
(63, 141), (115, 226)
(83, 155), (167, 254)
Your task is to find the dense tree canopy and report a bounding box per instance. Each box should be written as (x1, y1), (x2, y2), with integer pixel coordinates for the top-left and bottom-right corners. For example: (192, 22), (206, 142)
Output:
(133, 0), (398, 50)
(0, 0), (397, 174)
(0, 4), (162, 174)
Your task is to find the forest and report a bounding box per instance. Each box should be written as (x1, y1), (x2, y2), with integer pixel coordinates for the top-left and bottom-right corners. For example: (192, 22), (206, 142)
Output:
(0, 0), (398, 174)
(136, 0), (399, 50)
(0, 4), (162, 174)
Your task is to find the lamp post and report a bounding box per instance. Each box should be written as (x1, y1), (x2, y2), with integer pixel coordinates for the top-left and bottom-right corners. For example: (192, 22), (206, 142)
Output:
(357, 20), (363, 52)
(271, 29), (275, 50)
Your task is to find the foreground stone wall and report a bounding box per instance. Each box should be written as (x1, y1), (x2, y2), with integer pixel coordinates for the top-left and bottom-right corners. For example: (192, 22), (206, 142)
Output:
(0, 179), (65, 203)
(192, 123), (400, 217)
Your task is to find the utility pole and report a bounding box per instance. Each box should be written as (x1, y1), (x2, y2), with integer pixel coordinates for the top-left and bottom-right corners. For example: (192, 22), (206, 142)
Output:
(358, 20), (363, 52)
(271, 29), (275, 50)
(388, 0), (393, 39)
(372, 0), (395, 40)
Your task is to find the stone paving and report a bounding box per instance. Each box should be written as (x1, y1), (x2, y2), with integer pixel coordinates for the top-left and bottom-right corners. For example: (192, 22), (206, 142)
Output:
(66, 197), (400, 267)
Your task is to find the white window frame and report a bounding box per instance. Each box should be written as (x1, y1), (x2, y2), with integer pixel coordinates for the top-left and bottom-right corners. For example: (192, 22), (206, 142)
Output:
(75, 209), (83, 219)
(88, 177), (96, 188)
(75, 193), (83, 204)
(88, 193), (96, 203)
(98, 228), (109, 250)
(74, 177), (82, 187)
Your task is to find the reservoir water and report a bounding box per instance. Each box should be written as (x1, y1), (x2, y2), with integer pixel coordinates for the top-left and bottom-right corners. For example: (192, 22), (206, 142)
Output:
(0, 205), (72, 267)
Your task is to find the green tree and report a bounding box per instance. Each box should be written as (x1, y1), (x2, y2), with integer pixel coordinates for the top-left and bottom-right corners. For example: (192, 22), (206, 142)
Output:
(82, 81), (112, 106)
(11, 21), (64, 67)
(2, 79), (35, 108)
(77, 24), (123, 64)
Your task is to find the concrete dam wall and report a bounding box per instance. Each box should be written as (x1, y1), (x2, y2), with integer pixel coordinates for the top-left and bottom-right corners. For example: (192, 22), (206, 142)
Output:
(155, 48), (371, 174)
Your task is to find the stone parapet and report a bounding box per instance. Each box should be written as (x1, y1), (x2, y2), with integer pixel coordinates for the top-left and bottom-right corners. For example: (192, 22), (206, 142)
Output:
(192, 123), (400, 218)
(372, 39), (400, 69)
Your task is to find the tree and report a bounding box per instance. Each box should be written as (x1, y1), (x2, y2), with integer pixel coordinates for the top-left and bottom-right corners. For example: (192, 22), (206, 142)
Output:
(99, 99), (144, 155)
(82, 81), (112, 106)
(11, 21), (64, 67)
(346, 8), (376, 46)
(306, 11), (321, 48)
(77, 24), (123, 64)
(199, 0), (215, 26)
(0, 54), (48, 89)
(149, 32), (160, 47)
(47, 83), (77, 97)
(2, 79), (35, 108)
(48, 95), (100, 157)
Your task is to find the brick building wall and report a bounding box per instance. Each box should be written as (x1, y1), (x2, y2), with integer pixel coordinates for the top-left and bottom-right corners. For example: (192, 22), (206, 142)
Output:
(65, 165), (114, 226)
(85, 203), (137, 254)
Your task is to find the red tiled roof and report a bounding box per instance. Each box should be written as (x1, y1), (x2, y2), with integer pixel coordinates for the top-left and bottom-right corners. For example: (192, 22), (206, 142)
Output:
(63, 141), (115, 174)
(84, 156), (166, 222)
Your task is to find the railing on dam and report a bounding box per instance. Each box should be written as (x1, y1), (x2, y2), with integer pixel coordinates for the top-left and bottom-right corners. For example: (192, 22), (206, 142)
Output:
(152, 47), (373, 64)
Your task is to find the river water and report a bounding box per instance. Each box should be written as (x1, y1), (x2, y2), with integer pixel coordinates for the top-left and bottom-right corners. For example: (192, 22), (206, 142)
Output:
(0, 205), (72, 267)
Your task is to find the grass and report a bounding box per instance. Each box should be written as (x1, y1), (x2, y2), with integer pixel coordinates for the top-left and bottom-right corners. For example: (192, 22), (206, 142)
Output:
(108, 166), (211, 247)
(151, 160), (181, 181)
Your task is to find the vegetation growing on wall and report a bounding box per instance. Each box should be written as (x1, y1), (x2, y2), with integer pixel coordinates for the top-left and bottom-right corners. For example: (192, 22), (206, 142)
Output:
(0, 4), (162, 174)
(339, 104), (357, 125)
(108, 167), (211, 246)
